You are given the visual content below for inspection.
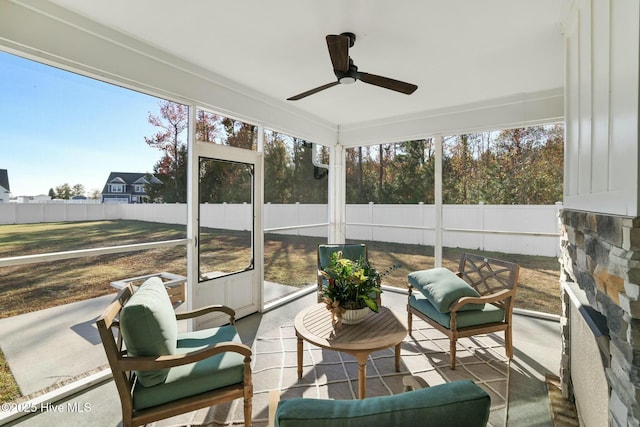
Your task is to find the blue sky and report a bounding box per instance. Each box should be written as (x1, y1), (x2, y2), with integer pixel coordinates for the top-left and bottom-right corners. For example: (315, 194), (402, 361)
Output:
(0, 51), (167, 197)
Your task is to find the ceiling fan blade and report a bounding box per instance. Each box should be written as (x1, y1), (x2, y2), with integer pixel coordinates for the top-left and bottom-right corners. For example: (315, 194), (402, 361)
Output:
(326, 34), (349, 72)
(359, 72), (418, 95)
(287, 81), (340, 101)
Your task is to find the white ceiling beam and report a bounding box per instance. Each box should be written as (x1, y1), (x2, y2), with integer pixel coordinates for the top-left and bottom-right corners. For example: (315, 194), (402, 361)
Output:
(338, 89), (564, 147)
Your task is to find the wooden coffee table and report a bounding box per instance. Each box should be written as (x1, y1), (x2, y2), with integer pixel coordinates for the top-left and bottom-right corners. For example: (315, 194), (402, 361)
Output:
(294, 303), (407, 399)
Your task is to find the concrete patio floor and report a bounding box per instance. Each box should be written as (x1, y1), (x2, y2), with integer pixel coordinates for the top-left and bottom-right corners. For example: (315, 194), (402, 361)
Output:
(0, 284), (561, 426)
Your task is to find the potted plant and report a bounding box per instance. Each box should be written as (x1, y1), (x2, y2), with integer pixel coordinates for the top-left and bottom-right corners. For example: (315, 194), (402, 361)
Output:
(320, 251), (382, 327)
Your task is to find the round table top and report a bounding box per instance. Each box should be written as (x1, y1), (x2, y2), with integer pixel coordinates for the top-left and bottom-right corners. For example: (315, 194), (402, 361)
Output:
(294, 303), (407, 353)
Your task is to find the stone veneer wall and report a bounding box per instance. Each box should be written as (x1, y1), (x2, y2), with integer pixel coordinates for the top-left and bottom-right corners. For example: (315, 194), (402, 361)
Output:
(559, 209), (640, 426)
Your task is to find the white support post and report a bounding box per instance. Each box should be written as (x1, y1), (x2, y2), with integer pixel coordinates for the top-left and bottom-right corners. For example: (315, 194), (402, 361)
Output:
(434, 135), (443, 267)
(256, 124), (265, 311)
(328, 143), (346, 243)
(186, 104), (198, 331)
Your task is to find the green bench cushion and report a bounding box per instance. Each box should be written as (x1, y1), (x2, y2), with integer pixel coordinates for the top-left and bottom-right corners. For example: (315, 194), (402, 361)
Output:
(132, 325), (245, 410)
(119, 277), (177, 387)
(408, 268), (484, 313)
(409, 292), (504, 329)
(274, 380), (490, 427)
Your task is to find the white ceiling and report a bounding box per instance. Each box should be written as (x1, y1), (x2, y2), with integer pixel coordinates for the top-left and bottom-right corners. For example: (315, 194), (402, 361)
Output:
(46, 0), (568, 127)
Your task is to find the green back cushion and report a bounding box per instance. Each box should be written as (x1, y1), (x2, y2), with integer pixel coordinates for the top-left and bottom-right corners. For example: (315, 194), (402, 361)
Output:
(408, 268), (484, 312)
(120, 277), (177, 387)
(274, 380), (490, 427)
(318, 244), (366, 271)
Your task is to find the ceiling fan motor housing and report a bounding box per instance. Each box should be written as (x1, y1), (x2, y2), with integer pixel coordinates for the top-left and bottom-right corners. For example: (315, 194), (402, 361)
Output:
(336, 60), (358, 84)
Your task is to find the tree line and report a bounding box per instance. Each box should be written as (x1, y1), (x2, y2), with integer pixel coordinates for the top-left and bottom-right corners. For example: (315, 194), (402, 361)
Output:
(143, 100), (563, 205)
(48, 183), (101, 200)
(143, 101), (329, 204)
(346, 124), (563, 204)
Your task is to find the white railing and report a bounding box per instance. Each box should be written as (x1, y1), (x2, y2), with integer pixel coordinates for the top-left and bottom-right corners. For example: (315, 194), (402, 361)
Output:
(0, 239), (189, 268)
(0, 202), (562, 256)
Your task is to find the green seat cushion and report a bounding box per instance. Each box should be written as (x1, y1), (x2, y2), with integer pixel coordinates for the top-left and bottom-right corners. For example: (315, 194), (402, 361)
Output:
(408, 268), (484, 312)
(318, 244), (367, 271)
(409, 292), (504, 329)
(274, 380), (490, 427)
(132, 325), (246, 410)
(120, 277), (177, 387)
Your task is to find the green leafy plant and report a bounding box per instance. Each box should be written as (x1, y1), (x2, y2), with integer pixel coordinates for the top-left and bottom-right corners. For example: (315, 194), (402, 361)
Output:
(321, 251), (382, 312)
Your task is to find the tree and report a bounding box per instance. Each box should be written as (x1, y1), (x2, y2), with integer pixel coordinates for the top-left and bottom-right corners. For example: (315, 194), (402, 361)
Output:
(145, 101), (189, 202)
(388, 139), (435, 203)
(489, 125), (563, 204)
(346, 145), (378, 203)
(54, 183), (72, 199)
(289, 139), (327, 203)
(88, 188), (101, 200)
(443, 134), (474, 203)
(197, 116), (257, 203)
(441, 125), (564, 204)
(196, 109), (221, 143)
(346, 124), (563, 205)
(264, 132), (293, 203)
(262, 131), (328, 204)
(72, 184), (85, 197)
(221, 117), (256, 150)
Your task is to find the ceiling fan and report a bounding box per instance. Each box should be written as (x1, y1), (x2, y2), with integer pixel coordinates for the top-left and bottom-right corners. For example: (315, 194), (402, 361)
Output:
(287, 32), (418, 101)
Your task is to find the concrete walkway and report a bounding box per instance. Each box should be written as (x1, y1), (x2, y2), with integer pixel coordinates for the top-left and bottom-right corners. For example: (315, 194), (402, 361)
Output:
(0, 281), (301, 399)
(0, 286), (562, 426)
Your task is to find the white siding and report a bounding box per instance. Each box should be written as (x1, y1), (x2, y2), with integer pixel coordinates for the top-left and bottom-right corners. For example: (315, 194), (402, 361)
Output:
(564, 0), (640, 216)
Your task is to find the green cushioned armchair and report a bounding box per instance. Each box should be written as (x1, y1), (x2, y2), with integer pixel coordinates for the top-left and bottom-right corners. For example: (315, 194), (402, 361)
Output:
(96, 279), (253, 427)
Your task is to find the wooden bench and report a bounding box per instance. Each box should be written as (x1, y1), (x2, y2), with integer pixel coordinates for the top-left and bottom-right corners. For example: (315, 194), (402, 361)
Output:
(110, 272), (186, 304)
(407, 252), (520, 369)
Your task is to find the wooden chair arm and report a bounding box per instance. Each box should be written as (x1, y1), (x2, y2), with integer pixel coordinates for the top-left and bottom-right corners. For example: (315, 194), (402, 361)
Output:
(450, 288), (514, 312)
(268, 390), (280, 427)
(119, 341), (252, 371)
(175, 305), (236, 322)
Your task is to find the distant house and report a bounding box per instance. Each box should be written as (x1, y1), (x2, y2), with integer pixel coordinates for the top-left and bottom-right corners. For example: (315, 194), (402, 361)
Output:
(101, 172), (161, 204)
(16, 195), (51, 203)
(0, 169), (10, 203)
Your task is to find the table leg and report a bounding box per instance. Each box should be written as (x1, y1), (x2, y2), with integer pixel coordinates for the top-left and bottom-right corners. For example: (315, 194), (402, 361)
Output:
(297, 334), (303, 379)
(395, 342), (402, 372)
(355, 353), (368, 399)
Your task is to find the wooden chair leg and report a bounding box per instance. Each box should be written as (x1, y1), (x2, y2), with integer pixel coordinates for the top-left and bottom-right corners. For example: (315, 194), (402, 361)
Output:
(450, 339), (457, 370)
(243, 365), (253, 427)
(407, 310), (413, 337)
(244, 394), (252, 427)
(505, 326), (513, 359)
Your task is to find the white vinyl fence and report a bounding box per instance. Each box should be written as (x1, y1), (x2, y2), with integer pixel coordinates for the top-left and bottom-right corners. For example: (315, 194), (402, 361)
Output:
(0, 202), (562, 257)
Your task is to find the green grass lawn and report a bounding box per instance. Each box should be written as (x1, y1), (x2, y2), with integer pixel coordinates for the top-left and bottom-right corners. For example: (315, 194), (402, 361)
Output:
(0, 220), (561, 317)
(264, 234), (561, 315)
(0, 220), (561, 402)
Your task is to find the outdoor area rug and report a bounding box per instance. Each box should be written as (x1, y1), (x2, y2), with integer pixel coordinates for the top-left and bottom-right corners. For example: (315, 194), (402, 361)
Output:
(151, 317), (510, 427)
